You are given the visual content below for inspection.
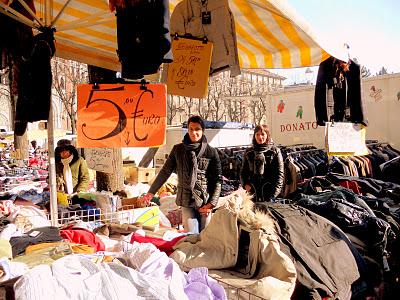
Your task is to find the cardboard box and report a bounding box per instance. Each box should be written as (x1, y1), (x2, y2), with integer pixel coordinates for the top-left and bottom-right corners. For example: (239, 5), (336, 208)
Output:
(136, 167), (156, 183)
(124, 166), (156, 183)
(114, 206), (159, 226)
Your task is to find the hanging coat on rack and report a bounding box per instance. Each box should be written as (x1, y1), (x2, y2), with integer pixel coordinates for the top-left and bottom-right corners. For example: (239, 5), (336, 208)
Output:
(113, 0), (173, 79)
(314, 56), (368, 126)
(14, 30), (55, 135)
(170, 0), (241, 77)
(0, 0), (35, 71)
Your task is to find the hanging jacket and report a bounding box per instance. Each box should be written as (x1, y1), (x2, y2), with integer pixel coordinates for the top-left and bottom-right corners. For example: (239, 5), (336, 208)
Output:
(240, 145), (284, 201)
(314, 56), (367, 126)
(170, 0), (240, 77)
(14, 31), (55, 135)
(115, 0), (172, 79)
(148, 142), (222, 208)
(0, 0), (35, 71)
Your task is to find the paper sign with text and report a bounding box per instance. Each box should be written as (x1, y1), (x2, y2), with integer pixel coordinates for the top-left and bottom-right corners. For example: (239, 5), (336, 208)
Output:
(77, 84), (167, 148)
(84, 148), (114, 173)
(167, 37), (213, 98)
(325, 122), (368, 156)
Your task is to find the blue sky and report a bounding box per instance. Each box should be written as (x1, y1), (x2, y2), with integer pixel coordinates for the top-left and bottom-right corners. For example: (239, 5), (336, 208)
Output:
(270, 0), (400, 84)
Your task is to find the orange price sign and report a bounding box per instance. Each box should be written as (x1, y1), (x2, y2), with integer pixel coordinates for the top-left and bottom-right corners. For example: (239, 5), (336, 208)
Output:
(77, 83), (167, 148)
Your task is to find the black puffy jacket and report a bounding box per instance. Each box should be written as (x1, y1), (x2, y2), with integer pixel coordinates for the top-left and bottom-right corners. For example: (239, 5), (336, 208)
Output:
(149, 143), (222, 208)
(240, 145), (284, 201)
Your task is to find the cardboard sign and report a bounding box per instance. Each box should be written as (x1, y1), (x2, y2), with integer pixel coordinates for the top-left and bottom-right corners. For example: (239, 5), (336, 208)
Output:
(325, 122), (368, 156)
(167, 37), (213, 98)
(84, 148), (114, 173)
(77, 84), (167, 148)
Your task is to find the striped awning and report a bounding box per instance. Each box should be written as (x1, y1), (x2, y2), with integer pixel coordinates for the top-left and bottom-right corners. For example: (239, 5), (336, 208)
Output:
(1, 0), (331, 71)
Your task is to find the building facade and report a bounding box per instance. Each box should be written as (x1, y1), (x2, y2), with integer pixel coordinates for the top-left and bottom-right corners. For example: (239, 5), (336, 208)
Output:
(268, 73), (400, 148)
(167, 69), (285, 125)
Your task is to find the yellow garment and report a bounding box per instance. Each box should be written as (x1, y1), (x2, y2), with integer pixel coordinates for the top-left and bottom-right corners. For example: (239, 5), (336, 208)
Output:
(0, 239), (12, 259)
(25, 242), (62, 254)
(26, 242), (94, 254)
(57, 192), (69, 206)
(71, 244), (95, 254)
(14, 243), (73, 268)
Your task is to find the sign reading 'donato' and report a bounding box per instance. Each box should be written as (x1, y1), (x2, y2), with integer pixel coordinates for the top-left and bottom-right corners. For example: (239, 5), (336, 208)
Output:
(167, 37), (213, 99)
(77, 84), (167, 148)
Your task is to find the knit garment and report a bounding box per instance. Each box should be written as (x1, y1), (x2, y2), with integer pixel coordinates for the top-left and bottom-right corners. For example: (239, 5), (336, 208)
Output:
(61, 155), (74, 194)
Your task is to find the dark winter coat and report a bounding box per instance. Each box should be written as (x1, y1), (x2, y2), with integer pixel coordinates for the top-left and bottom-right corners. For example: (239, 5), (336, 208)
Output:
(314, 56), (367, 126)
(115, 0), (172, 79)
(55, 146), (90, 193)
(149, 142), (222, 208)
(240, 145), (284, 201)
(256, 203), (367, 300)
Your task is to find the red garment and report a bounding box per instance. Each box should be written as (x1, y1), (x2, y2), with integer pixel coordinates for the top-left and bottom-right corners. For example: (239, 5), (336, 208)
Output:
(28, 157), (39, 167)
(130, 233), (186, 256)
(60, 228), (105, 252)
(338, 181), (363, 195)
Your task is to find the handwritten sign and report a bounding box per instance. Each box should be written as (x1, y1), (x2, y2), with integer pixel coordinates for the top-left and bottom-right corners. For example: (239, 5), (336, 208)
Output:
(325, 122), (368, 156)
(167, 37), (213, 98)
(77, 84), (167, 148)
(84, 148), (114, 173)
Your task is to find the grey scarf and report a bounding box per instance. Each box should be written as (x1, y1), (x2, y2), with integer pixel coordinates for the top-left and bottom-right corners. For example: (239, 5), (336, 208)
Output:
(253, 143), (270, 175)
(183, 133), (207, 208)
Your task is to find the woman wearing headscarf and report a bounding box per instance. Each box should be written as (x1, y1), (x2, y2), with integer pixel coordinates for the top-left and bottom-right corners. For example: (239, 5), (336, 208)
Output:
(139, 115), (222, 233)
(55, 139), (89, 194)
(240, 125), (284, 202)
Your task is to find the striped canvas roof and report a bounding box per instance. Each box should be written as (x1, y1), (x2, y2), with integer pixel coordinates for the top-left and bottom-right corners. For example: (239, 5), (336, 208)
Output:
(25, 0), (331, 71)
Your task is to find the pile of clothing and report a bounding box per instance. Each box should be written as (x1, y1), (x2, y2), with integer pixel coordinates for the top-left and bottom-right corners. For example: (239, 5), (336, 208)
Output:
(286, 174), (400, 298)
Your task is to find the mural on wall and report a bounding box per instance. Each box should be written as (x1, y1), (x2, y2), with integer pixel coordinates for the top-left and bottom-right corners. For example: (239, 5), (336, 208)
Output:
(277, 99), (285, 113)
(296, 106), (303, 119)
(369, 85), (383, 102)
(397, 91), (400, 101)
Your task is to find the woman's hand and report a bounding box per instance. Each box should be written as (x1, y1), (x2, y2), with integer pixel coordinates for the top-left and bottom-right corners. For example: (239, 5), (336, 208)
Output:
(244, 184), (252, 193)
(198, 203), (214, 216)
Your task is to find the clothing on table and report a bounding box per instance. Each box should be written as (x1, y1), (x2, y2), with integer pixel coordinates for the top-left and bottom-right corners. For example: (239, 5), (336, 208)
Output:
(9, 226), (63, 257)
(184, 267), (227, 300)
(60, 227), (105, 252)
(130, 233), (187, 256)
(258, 203), (367, 300)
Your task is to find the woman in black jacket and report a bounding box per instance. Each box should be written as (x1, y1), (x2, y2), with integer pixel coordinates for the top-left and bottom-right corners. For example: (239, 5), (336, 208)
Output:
(240, 125), (284, 201)
(139, 116), (222, 233)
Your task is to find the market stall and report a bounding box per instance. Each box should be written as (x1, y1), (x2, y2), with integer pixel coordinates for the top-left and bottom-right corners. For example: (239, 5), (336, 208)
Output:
(1, 1), (391, 299)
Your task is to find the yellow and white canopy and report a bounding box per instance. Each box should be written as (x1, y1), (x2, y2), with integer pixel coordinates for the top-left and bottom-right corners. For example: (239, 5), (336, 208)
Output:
(1, 0), (331, 70)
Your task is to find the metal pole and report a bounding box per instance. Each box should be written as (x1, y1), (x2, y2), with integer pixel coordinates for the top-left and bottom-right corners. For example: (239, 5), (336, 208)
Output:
(47, 103), (58, 226)
(45, 0), (52, 26)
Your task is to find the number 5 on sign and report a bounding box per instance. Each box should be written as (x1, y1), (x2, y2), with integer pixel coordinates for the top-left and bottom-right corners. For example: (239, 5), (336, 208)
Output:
(77, 84), (167, 148)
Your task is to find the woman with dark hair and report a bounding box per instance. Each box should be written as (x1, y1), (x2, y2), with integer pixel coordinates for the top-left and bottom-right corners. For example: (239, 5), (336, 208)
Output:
(55, 139), (89, 194)
(139, 115), (222, 233)
(240, 125), (284, 201)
